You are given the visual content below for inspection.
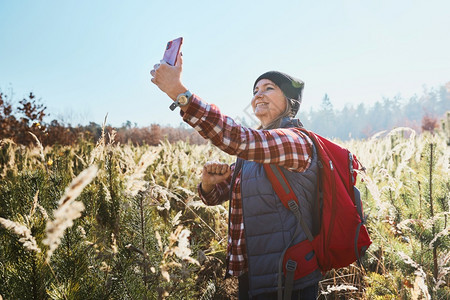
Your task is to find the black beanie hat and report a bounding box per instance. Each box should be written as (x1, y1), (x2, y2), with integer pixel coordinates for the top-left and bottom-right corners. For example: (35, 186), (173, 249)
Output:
(253, 71), (304, 116)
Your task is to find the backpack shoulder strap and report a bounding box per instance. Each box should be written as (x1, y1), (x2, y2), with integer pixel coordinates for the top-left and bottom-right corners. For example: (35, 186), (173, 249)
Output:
(263, 164), (314, 242)
(263, 163), (315, 300)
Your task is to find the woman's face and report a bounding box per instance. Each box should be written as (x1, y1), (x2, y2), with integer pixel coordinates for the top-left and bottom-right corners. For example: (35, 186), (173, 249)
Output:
(251, 79), (287, 127)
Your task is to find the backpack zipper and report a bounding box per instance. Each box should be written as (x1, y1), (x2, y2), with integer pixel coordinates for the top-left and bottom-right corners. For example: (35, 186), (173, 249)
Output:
(349, 152), (354, 184)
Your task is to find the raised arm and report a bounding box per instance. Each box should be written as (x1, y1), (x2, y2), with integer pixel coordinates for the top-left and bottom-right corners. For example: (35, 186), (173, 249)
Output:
(150, 53), (313, 172)
(181, 97), (313, 172)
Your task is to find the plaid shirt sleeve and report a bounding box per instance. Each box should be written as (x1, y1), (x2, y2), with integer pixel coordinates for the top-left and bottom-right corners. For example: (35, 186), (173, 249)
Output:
(181, 95), (313, 172)
(197, 163), (235, 205)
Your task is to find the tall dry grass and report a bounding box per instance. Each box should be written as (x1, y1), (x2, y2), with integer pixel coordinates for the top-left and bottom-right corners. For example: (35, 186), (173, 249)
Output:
(0, 126), (448, 299)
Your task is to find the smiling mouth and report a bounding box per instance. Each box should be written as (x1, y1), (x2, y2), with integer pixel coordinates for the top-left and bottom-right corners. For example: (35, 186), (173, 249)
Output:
(256, 102), (268, 108)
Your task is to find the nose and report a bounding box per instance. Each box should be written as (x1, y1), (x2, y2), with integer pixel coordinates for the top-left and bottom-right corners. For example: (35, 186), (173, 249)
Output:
(253, 90), (264, 99)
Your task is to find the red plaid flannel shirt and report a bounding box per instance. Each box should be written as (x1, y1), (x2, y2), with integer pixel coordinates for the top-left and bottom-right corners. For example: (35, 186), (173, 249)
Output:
(181, 95), (313, 277)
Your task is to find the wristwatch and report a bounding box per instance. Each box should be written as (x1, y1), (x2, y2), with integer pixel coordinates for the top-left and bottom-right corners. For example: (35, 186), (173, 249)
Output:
(169, 90), (192, 111)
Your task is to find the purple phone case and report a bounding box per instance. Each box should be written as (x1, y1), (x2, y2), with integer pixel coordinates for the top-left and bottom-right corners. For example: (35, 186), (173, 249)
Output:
(163, 37), (183, 66)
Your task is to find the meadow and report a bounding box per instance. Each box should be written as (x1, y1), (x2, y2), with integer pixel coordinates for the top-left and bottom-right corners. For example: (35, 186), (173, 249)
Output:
(0, 126), (448, 299)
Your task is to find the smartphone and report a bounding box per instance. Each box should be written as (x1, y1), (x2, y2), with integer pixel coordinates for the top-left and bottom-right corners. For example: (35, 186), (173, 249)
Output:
(162, 37), (183, 66)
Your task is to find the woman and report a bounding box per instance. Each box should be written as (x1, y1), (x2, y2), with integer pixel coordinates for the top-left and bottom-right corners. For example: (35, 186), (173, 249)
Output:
(150, 53), (321, 300)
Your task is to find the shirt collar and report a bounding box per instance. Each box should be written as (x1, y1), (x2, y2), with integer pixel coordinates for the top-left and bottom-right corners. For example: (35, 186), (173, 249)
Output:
(280, 116), (303, 128)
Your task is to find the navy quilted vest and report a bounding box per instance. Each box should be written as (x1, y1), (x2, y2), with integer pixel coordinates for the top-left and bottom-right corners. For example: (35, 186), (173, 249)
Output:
(236, 117), (322, 297)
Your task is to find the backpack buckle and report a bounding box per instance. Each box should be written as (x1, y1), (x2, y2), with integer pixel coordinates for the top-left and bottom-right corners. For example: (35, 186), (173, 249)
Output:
(287, 200), (299, 213)
(286, 259), (297, 272)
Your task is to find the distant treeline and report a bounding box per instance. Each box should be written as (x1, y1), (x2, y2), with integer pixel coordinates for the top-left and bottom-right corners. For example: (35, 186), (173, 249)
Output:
(301, 84), (450, 139)
(0, 92), (206, 146)
(1, 84), (449, 146)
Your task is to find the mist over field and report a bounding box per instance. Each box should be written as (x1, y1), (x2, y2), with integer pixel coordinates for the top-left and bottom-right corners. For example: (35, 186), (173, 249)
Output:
(1, 82), (449, 148)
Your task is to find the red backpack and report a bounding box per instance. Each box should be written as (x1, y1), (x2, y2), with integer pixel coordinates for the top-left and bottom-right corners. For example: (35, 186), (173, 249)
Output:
(263, 128), (371, 298)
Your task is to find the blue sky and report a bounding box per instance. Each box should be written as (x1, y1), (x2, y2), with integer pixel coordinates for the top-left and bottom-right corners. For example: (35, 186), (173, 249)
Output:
(0, 0), (449, 127)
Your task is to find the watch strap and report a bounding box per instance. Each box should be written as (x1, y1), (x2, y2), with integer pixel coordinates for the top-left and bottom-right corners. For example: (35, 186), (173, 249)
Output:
(169, 90), (192, 111)
(170, 101), (180, 111)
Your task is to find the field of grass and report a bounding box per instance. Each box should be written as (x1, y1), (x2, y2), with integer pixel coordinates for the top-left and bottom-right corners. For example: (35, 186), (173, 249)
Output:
(0, 127), (448, 299)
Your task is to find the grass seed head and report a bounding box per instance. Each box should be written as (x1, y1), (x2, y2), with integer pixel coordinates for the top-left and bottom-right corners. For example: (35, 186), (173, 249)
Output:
(28, 131), (45, 162)
(0, 217), (41, 253)
(43, 165), (98, 261)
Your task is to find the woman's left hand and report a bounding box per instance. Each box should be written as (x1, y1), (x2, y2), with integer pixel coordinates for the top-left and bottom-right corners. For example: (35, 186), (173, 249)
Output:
(150, 52), (187, 100)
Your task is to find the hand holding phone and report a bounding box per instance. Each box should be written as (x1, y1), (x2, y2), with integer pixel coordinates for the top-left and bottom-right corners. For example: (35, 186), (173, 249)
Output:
(150, 37), (187, 101)
(162, 37), (183, 66)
